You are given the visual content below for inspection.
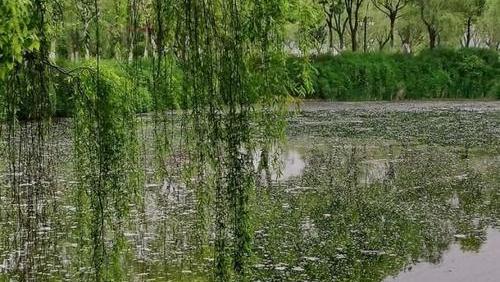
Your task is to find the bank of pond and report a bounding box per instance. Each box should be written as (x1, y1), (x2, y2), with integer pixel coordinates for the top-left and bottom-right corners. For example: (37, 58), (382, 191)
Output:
(17, 48), (497, 119)
(294, 48), (500, 101)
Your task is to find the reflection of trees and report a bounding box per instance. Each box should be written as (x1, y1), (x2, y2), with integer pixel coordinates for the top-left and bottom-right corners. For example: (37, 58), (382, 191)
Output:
(251, 144), (499, 281)
(1, 129), (498, 281)
(0, 123), (66, 280)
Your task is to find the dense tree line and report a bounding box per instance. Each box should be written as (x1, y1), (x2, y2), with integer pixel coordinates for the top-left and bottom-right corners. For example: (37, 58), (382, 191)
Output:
(315, 0), (500, 53)
(0, 0), (314, 62)
(3, 0), (498, 70)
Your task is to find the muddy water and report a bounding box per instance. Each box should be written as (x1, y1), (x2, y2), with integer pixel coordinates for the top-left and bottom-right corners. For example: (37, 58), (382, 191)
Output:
(1, 101), (499, 281)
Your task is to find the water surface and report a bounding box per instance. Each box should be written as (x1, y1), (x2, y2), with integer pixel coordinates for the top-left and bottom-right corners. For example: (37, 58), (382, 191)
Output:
(1, 101), (499, 281)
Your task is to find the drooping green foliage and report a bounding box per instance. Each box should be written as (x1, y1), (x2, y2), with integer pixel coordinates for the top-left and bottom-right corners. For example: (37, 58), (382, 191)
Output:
(72, 64), (141, 281)
(0, 0), (39, 79)
(164, 1), (294, 280)
(69, 1), (143, 280)
(50, 59), (154, 117)
(0, 0), (59, 280)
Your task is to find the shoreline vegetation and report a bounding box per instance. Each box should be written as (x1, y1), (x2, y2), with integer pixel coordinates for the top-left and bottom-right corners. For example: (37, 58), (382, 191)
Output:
(42, 48), (498, 118)
(293, 48), (499, 101)
(2, 49), (498, 120)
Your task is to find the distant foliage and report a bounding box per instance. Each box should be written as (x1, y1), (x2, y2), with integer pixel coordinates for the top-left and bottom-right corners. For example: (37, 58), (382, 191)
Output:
(292, 48), (499, 100)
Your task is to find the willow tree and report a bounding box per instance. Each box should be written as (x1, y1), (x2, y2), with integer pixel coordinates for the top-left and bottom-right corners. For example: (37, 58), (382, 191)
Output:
(70, 0), (143, 280)
(0, 1), (39, 79)
(2, 0), (302, 280)
(151, 0), (294, 280)
(396, 4), (425, 53)
(0, 0), (60, 280)
(414, 0), (462, 49)
(480, 0), (500, 49)
(457, 0), (486, 47)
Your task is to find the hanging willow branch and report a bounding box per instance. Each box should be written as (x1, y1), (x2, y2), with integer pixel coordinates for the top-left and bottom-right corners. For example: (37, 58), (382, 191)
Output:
(71, 0), (142, 280)
(0, 0), (60, 280)
(1, 0), (307, 280)
(169, 0), (294, 280)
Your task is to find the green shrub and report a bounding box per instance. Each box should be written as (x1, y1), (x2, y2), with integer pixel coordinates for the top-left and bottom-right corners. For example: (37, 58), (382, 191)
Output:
(52, 59), (156, 117)
(291, 48), (500, 100)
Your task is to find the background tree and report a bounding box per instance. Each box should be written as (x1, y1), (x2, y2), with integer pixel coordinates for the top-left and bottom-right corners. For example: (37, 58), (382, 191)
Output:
(414, 0), (459, 49)
(286, 0), (323, 55)
(319, 0), (349, 52)
(310, 24), (329, 54)
(456, 0), (486, 47)
(369, 7), (392, 50)
(479, 0), (500, 49)
(101, 0), (129, 59)
(74, 0), (96, 59)
(344, 0), (366, 51)
(397, 5), (425, 53)
(372, 0), (408, 49)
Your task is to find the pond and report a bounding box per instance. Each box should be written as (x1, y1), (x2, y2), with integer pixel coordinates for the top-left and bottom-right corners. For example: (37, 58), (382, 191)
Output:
(1, 101), (499, 281)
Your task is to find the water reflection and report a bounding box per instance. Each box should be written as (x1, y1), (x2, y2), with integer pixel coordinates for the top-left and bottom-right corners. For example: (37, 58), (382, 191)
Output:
(271, 150), (306, 181)
(250, 143), (499, 281)
(0, 121), (70, 281)
(0, 103), (499, 281)
(385, 229), (500, 282)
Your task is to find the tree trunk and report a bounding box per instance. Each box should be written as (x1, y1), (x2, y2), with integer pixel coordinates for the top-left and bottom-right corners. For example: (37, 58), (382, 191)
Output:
(71, 29), (78, 61)
(339, 33), (345, 51)
(427, 25), (437, 49)
(128, 43), (134, 63)
(465, 17), (472, 48)
(350, 27), (358, 52)
(151, 36), (158, 59)
(144, 28), (149, 58)
(49, 39), (56, 61)
(327, 20), (335, 53)
(402, 42), (411, 54)
(83, 21), (91, 60)
(389, 15), (396, 49)
(363, 16), (368, 53)
(128, 26), (134, 63)
(349, 14), (359, 52)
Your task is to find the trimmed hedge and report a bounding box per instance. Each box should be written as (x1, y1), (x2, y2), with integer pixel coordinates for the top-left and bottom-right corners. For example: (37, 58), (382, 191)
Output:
(290, 48), (500, 100)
